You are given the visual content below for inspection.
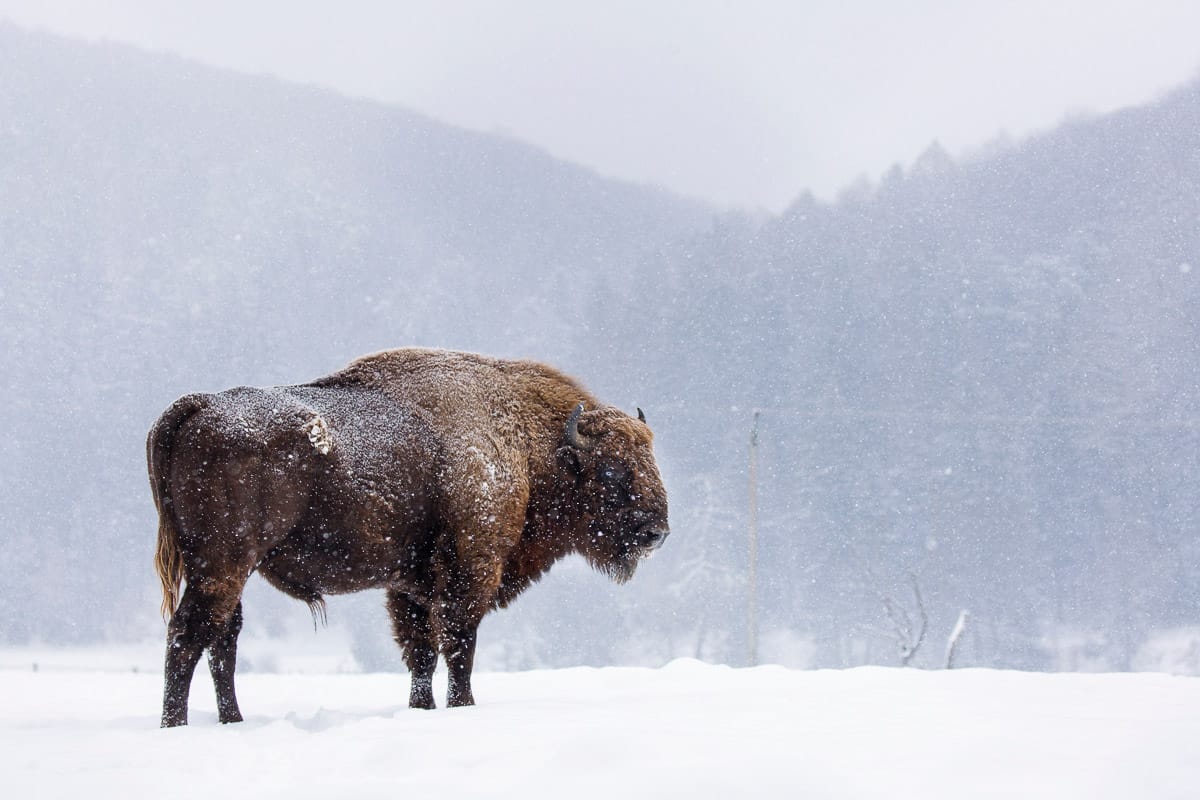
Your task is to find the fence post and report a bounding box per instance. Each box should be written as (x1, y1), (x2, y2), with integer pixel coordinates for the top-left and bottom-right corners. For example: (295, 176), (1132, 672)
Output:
(747, 410), (760, 667)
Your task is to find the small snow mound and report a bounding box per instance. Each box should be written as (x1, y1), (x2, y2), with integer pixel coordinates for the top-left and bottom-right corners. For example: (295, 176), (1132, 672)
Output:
(284, 706), (358, 732)
(660, 657), (720, 675)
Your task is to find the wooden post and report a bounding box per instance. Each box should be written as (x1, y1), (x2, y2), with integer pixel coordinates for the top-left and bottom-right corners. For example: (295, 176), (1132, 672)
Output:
(747, 410), (760, 667)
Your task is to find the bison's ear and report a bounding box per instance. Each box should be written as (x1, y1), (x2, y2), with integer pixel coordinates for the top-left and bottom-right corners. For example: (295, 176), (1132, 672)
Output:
(556, 445), (585, 475)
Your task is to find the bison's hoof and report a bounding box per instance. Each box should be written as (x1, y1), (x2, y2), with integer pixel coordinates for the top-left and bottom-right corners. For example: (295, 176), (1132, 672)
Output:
(409, 685), (436, 709)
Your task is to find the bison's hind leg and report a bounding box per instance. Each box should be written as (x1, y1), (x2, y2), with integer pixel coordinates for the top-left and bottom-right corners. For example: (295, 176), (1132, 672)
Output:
(162, 582), (244, 727)
(386, 589), (437, 709)
(207, 601), (244, 723)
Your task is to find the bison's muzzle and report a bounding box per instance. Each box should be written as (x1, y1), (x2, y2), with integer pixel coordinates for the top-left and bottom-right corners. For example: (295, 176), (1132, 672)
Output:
(641, 525), (671, 551)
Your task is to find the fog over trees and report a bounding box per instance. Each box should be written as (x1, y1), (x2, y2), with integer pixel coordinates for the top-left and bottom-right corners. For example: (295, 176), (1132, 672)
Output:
(3, 25), (1198, 672)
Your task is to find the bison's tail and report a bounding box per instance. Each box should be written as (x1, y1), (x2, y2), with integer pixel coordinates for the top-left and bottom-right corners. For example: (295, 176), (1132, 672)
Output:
(148, 393), (209, 622)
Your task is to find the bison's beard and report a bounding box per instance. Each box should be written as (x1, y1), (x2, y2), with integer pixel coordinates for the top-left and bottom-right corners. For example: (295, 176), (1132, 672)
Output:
(583, 514), (667, 584)
(584, 532), (649, 584)
(593, 554), (640, 584)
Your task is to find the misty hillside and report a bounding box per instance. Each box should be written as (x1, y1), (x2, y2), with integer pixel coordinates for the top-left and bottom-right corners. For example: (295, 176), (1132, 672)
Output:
(587, 77), (1200, 669)
(0, 25), (709, 644)
(4, 24), (1200, 673)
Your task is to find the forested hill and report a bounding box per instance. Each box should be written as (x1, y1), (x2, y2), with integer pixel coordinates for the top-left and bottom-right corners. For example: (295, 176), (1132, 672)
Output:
(585, 74), (1200, 670)
(4, 22), (1199, 673)
(0, 24), (709, 642)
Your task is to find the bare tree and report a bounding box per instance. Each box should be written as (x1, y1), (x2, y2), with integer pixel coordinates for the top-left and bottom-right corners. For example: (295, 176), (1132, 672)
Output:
(880, 573), (928, 667)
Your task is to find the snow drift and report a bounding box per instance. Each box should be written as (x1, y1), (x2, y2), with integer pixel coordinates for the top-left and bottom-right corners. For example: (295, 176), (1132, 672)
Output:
(3, 656), (1197, 799)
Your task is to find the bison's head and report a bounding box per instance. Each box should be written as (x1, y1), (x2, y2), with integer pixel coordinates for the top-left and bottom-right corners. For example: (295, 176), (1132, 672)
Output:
(556, 403), (670, 582)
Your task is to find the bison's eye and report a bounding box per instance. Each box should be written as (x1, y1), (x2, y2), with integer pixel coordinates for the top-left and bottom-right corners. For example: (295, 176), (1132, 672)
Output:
(597, 461), (632, 504)
(599, 462), (628, 487)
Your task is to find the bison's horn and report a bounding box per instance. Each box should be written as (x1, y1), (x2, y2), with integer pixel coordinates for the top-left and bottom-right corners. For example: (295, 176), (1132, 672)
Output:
(637, 407), (646, 423)
(564, 403), (594, 450)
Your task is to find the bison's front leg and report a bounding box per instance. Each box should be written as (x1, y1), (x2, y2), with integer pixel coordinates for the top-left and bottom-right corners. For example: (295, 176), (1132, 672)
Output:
(443, 620), (479, 707)
(386, 589), (438, 710)
(437, 563), (495, 708)
(437, 483), (524, 708)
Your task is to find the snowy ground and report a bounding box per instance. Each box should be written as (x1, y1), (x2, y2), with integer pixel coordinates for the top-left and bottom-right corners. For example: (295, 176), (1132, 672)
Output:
(3, 650), (1199, 799)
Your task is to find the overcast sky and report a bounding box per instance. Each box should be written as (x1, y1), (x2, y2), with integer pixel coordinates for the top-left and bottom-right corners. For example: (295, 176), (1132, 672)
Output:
(3, 1), (1199, 211)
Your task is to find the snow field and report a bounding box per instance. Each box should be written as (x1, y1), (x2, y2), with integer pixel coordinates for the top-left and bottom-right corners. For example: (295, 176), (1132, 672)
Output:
(3, 658), (1199, 799)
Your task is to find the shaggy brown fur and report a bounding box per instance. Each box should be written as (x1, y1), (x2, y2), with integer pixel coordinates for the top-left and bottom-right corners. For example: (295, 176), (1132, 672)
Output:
(149, 348), (669, 726)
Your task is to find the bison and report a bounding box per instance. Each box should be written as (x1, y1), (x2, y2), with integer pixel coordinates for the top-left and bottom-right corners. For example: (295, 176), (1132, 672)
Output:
(149, 348), (669, 726)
